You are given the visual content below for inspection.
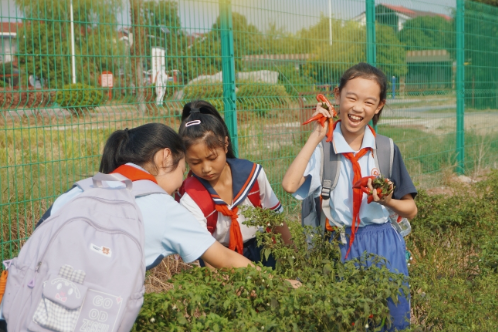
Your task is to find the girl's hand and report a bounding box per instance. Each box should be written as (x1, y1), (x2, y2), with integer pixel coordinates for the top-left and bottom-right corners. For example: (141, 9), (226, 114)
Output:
(311, 103), (332, 140)
(285, 279), (302, 289)
(367, 178), (394, 206)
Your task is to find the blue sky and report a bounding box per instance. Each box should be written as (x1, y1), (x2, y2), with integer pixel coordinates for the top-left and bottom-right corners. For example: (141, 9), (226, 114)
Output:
(1, 0), (457, 34)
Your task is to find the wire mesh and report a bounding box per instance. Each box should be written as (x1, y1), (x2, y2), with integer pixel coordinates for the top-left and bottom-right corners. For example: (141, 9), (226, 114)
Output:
(1, 0), (497, 261)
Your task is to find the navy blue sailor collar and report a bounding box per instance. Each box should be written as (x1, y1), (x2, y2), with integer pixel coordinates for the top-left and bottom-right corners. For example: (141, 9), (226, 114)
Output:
(194, 158), (262, 207)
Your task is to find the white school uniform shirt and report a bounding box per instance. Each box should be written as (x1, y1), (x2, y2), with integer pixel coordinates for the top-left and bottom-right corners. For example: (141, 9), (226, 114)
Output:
(40, 163), (216, 269)
(293, 123), (390, 227)
(180, 159), (283, 246)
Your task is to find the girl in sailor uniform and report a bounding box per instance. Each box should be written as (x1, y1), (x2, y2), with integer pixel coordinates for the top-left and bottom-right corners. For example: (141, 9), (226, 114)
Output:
(176, 100), (293, 267)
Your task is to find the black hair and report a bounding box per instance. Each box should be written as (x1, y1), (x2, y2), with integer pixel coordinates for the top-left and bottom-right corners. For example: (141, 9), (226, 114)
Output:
(178, 100), (236, 159)
(99, 123), (185, 174)
(337, 62), (387, 125)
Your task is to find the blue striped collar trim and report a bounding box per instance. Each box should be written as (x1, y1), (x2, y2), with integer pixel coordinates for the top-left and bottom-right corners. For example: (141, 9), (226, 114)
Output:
(195, 158), (262, 208)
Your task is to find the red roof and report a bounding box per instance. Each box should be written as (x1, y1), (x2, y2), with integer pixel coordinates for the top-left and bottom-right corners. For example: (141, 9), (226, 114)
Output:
(382, 4), (416, 16)
(0, 22), (22, 34)
(380, 3), (452, 21)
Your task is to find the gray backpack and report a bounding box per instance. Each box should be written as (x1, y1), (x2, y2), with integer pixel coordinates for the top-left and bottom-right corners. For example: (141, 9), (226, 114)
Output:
(301, 135), (394, 243)
(2, 173), (166, 332)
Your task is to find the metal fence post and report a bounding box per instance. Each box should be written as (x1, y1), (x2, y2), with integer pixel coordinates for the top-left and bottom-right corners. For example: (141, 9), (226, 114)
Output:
(219, 0), (238, 157)
(366, 0), (376, 66)
(456, 0), (465, 174)
(366, 0), (376, 129)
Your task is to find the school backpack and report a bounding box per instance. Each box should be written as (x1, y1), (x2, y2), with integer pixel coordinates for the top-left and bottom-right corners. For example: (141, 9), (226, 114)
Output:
(2, 170), (166, 332)
(176, 175), (262, 235)
(301, 135), (394, 243)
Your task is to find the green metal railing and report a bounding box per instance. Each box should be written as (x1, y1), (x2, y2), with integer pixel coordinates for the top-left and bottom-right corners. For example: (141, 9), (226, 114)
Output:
(2, 0), (498, 261)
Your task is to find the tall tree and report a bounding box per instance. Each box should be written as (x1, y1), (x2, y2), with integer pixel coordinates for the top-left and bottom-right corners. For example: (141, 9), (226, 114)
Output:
(181, 12), (265, 82)
(301, 18), (407, 84)
(141, 1), (188, 74)
(464, 1), (498, 108)
(398, 16), (454, 51)
(15, 0), (123, 88)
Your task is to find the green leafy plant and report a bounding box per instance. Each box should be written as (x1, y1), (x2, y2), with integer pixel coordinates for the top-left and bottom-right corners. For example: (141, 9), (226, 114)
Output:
(55, 83), (105, 115)
(408, 171), (498, 330)
(182, 80), (225, 112)
(134, 207), (407, 332)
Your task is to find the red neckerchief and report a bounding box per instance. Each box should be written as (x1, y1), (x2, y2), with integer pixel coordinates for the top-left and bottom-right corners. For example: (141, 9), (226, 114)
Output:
(111, 164), (158, 184)
(332, 121), (376, 258)
(215, 205), (244, 254)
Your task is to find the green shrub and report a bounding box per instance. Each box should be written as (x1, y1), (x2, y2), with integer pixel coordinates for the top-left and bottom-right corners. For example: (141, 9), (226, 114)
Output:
(182, 80), (224, 112)
(164, 82), (182, 100)
(0, 80), (7, 88)
(0, 62), (16, 76)
(408, 171), (498, 330)
(55, 83), (105, 115)
(277, 65), (316, 96)
(134, 207), (407, 332)
(133, 171), (498, 331)
(237, 82), (289, 117)
(182, 81), (290, 116)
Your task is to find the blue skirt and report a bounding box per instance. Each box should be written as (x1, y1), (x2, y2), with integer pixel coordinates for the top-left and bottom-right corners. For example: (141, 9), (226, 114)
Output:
(333, 222), (410, 331)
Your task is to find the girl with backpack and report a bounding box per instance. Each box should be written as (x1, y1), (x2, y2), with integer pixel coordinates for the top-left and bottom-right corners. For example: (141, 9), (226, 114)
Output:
(34, 123), (258, 271)
(0, 123), (266, 332)
(282, 63), (417, 331)
(176, 100), (293, 268)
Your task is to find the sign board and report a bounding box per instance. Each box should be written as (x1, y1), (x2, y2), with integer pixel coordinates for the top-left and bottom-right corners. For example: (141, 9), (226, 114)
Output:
(101, 72), (113, 87)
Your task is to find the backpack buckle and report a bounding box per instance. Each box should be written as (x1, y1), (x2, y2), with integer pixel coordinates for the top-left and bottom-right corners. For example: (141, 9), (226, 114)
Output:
(321, 180), (332, 200)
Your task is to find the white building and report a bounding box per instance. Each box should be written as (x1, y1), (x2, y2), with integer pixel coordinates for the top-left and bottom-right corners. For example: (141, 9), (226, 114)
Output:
(352, 4), (451, 32)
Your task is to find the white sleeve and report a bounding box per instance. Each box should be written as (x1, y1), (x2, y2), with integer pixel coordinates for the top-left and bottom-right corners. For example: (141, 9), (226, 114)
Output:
(292, 143), (322, 200)
(137, 194), (215, 265)
(179, 193), (208, 229)
(257, 167), (283, 213)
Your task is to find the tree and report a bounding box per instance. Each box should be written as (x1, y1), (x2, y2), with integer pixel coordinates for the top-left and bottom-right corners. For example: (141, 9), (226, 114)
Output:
(398, 16), (454, 51)
(180, 12), (266, 82)
(376, 24), (408, 77)
(261, 22), (301, 55)
(141, 1), (188, 73)
(301, 18), (407, 84)
(464, 1), (498, 108)
(301, 18), (366, 84)
(471, 0), (498, 5)
(15, 0), (123, 89)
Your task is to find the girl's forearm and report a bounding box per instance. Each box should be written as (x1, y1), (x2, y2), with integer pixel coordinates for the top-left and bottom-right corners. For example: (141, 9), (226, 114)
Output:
(384, 195), (417, 220)
(282, 131), (323, 193)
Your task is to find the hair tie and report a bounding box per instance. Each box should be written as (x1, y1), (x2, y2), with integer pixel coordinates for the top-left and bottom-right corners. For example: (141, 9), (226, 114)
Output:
(185, 120), (201, 127)
(190, 107), (201, 114)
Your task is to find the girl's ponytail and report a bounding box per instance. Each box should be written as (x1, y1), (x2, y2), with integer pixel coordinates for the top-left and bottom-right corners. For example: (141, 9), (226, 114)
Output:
(99, 123), (185, 174)
(99, 129), (129, 173)
(179, 100), (236, 159)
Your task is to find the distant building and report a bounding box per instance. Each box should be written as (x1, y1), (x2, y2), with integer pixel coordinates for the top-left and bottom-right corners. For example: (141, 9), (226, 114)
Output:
(0, 22), (22, 64)
(352, 4), (451, 32)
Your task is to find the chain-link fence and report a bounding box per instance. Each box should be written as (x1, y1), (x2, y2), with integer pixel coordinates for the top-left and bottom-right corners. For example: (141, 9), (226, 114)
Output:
(1, 0), (496, 260)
